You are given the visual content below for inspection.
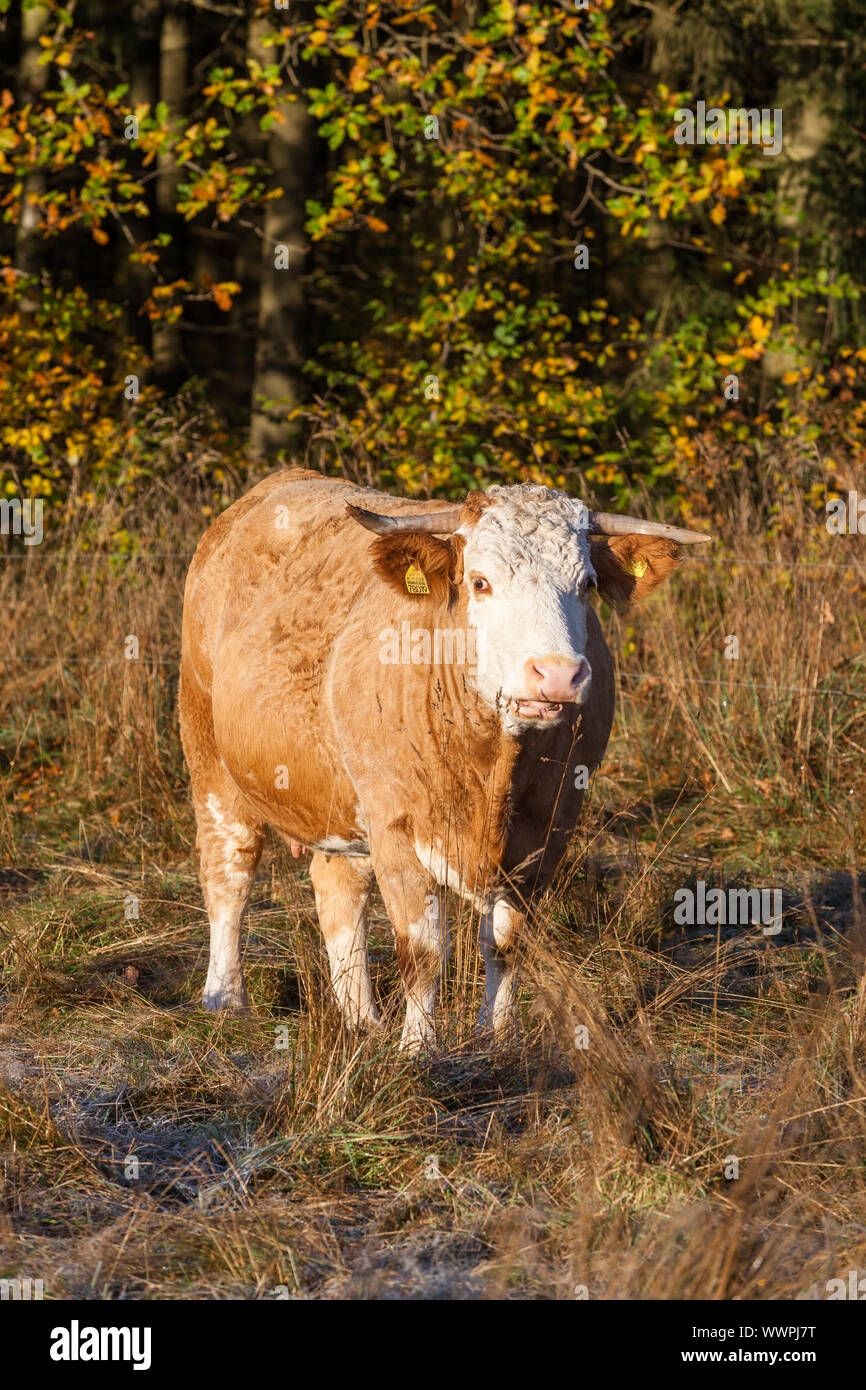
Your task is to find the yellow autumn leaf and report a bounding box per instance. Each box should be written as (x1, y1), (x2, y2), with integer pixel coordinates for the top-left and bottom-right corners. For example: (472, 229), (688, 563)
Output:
(748, 314), (770, 342)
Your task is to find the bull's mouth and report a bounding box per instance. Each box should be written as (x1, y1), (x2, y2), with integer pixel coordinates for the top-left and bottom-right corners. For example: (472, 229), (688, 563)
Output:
(508, 698), (564, 721)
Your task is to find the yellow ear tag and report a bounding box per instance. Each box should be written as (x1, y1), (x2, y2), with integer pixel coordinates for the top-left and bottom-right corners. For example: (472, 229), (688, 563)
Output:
(625, 556), (648, 578)
(405, 562), (430, 595)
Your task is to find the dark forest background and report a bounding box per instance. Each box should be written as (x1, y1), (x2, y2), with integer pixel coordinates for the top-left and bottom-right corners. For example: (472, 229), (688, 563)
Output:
(1, 0), (865, 524)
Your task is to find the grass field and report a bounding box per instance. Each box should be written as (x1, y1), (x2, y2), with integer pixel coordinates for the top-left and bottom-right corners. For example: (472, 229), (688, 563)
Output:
(1, 468), (865, 1300)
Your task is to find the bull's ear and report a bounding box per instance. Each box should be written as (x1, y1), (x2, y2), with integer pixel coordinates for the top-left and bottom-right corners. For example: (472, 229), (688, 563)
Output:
(589, 535), (681, 608)
(369, 532), (465, 606)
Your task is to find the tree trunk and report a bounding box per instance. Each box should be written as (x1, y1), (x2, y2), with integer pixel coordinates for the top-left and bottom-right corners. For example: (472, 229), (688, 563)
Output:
(14, 4), (51, 284)
(248, 18), (312, 459)
(152, 1), (190, 383)
(124, 0), (161, 347)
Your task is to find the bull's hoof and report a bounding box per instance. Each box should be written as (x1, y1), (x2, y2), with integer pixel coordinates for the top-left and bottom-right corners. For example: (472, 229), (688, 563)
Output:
(202, 986), (250, 1013)
(398, 1025), (436, 1056)
(475, 1009), (518, 1047)
(348, 1007), (382, 1032)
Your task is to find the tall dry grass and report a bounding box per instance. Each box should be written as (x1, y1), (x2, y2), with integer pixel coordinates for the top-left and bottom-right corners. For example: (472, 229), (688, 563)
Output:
(0, 464), (865, 1299)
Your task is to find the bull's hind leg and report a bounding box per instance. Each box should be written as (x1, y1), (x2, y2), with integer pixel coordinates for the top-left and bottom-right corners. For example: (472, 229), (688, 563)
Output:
(197, 788), (264, 1010)
(309, 852), (380, 1029)
(180, 674), (263, 1011)
(369, 837), (448, 1053)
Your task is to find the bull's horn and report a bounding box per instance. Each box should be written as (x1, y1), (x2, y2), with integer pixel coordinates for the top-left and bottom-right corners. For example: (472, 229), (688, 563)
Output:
(587, 511), (712, 544)
(346, 503), (463, 535)
(346, 500), (712, 544)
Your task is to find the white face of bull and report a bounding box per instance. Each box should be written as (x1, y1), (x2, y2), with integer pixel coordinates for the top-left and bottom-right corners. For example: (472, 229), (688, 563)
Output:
(459, 485), (597, 731)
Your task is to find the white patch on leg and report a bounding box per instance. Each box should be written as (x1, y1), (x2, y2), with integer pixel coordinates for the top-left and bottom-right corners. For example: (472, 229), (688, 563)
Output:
(200, 794), (260, 1012)
(313, 855), (380, 1029)
(478, 900), (522, 1036)
(492, 899), (520, 952)
(409, 893), (447, 957)
(203, 906), (250, 1011)
(324, 924), (380, 1028)
(400, 995), (436, 1053)
(205, 794), (258, 887)
(399, 894), (447, 1053)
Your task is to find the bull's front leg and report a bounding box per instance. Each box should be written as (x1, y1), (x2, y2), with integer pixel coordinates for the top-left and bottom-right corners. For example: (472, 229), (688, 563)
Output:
(478, 900), (524, 1038)
(370, 832), (448, 1053)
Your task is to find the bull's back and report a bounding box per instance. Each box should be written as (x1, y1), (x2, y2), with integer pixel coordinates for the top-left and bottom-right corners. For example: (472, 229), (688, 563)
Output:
(182, 468), (457, 685)
(180, 469), (451, 842)
(184, 470), (355, 686)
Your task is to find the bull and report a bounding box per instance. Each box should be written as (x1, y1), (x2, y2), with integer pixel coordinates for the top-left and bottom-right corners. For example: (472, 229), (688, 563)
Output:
(179, 469), (709, 1049)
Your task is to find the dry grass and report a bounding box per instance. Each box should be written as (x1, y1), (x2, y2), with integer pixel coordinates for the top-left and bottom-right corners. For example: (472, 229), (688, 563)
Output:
(1, 468), (865, 1300)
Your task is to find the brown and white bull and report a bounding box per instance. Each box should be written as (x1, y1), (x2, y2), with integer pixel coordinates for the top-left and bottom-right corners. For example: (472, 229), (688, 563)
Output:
(179, 468), (709, 1050)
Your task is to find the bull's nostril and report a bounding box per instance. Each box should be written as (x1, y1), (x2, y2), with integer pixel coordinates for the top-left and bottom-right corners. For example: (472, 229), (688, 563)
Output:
(527, 656), (590, 701)
(571, 657), (590, 689)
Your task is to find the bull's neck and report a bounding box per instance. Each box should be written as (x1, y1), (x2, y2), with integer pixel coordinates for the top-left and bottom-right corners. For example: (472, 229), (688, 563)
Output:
(404, 593), (519, 873)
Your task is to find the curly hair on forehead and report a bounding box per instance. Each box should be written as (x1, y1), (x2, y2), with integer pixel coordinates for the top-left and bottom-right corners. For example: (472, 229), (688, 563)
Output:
(463, 486), (595, 587)
(471, 483), (593, 536)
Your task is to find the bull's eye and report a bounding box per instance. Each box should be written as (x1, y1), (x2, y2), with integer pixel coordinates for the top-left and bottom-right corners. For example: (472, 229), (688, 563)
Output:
(470, 573), (491, 596)
(579, 575), (596, 597)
